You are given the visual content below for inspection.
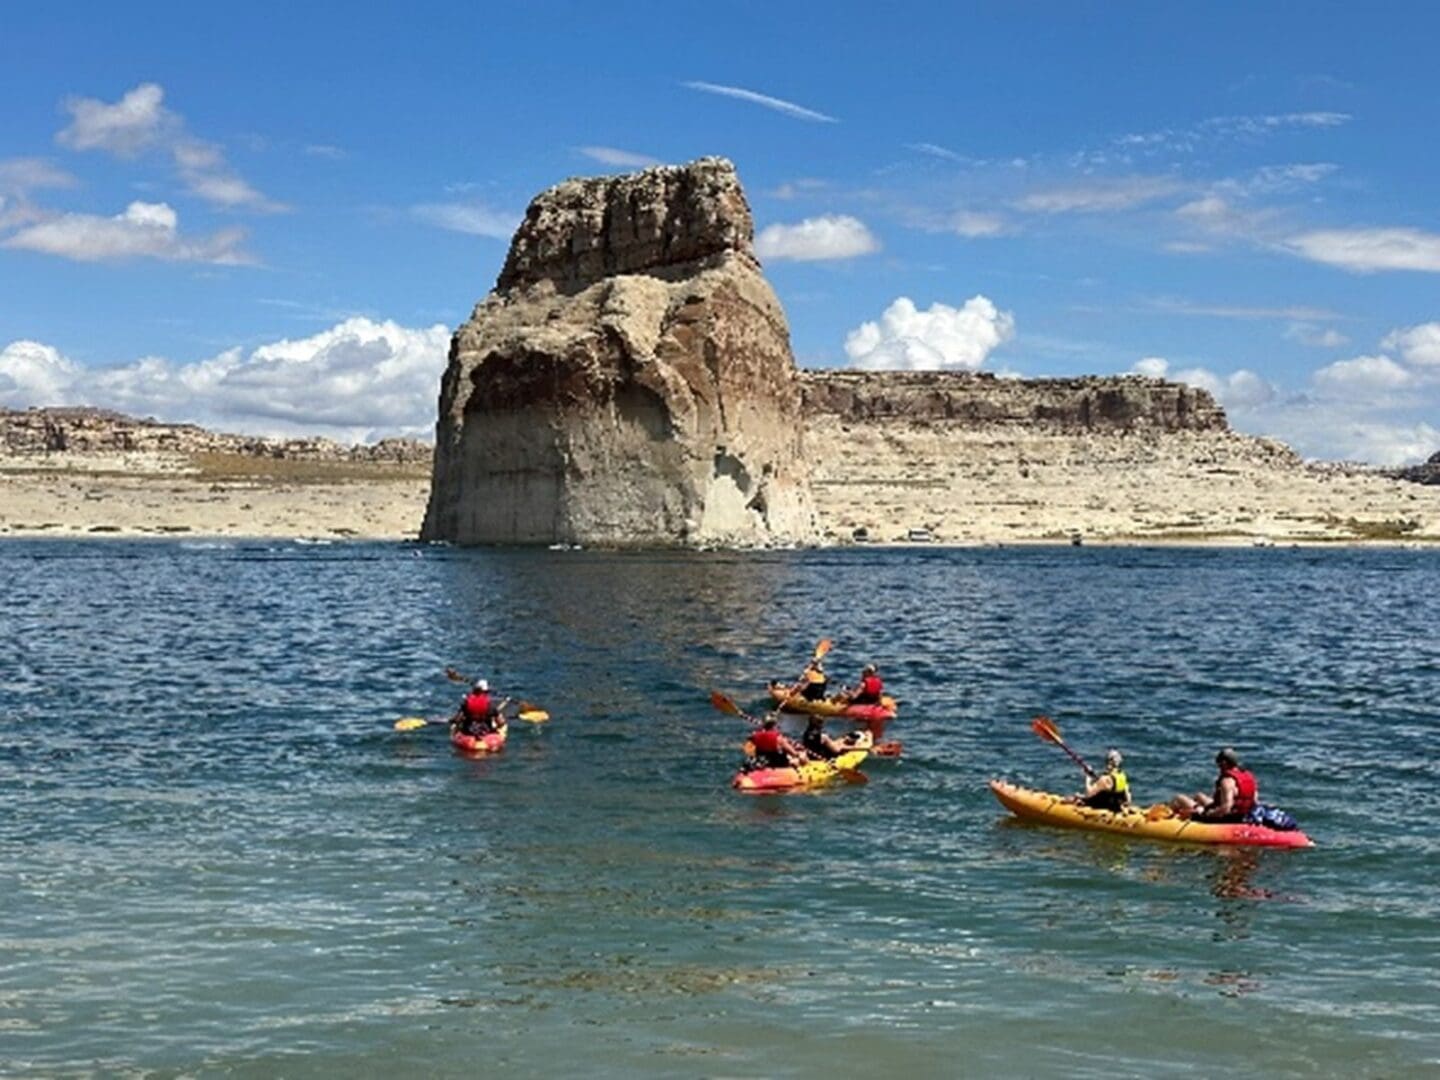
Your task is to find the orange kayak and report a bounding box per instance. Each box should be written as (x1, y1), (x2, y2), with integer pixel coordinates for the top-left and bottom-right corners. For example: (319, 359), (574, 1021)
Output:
(989, 780), (1314, 848)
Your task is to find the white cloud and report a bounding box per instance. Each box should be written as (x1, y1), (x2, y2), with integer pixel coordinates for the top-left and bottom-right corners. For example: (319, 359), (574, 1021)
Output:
(950, 210), (1006, 238)
(0, 157), (78, 194)
(1285, 323), (1349, 348)
(1147, 297), (1340, 321)
(0, 317), (451, 441)
(304, 144), (346, 160)
(1227, 162), (1337, 195)
(3, 200), (250, 264)
(55, 82), (283, 212)
(57, 82), (173, 156)
(1285, 228), (1440, 273)
(1312, 354), (1414, 397)
(906, 142), (962, 161)
(1133, 356), (1276, 409)
(845, 296), (1015, 371)
(1016, 176), (1184, 214)
(578, 146), (660, 168)
(755, 215), (879, 261)
(682, 81), (837, 123)
(0, 340), (81, 407)
(1381, 322), (1440, 367)
(411, 201), (519, 239)
(1174, 194), (1276, 237)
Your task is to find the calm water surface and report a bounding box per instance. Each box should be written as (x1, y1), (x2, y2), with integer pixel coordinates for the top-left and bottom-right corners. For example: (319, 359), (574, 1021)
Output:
(2, 541), (1438, 1077)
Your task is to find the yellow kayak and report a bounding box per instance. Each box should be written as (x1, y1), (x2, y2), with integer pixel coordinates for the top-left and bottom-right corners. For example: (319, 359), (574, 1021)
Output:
(989, 780), (1314, 848)
(733, 735), (872, 792)
(767, 683), (897, 722)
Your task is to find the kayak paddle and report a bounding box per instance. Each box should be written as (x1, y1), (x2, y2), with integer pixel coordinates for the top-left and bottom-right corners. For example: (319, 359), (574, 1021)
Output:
(1030, 715), (1098, 780)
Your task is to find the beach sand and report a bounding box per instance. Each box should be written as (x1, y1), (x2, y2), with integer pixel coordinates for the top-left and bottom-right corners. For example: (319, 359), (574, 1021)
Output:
(3, 431), (1438, 545)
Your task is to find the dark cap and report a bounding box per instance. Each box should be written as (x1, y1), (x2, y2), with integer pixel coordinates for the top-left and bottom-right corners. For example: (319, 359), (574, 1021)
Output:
(1216, 747), (1239, 767)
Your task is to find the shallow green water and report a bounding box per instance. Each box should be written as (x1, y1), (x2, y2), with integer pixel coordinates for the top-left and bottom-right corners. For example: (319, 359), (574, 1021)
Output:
(2, 541), (1438, 1076)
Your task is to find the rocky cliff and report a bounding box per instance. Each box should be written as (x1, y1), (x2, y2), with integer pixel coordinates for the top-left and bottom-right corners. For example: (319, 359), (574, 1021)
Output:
(0, 407), (432, 464)
(421, 157), (816, 547)
(801, 370), (1226, 432)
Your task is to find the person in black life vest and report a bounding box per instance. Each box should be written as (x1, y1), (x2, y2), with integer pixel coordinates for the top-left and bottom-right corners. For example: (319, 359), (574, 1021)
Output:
(750, 715), (804, 769)
(846, 664), (884, 706)
(800, 715), (847, 760)
(1074, 749), (1130, 812)
(797, 658), (828, 702)
(1171, 747), (1258, 822)
(453, 678), (505, 737)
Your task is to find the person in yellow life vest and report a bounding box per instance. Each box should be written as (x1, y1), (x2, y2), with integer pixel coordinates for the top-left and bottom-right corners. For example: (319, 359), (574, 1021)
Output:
(797, 657), (828, 701)
(1076, 748), (1130, 812)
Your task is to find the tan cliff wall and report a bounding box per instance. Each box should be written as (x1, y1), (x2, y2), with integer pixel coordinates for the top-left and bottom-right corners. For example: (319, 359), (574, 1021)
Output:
(421, 157), (816, 547)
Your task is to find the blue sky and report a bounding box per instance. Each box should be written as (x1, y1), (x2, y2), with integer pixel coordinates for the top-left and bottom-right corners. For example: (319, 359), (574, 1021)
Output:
(2, 2), (1438, 461)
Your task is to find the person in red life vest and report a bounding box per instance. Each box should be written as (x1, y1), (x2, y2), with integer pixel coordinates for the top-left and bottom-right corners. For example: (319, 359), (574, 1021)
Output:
(1171, 747), (1258, 822)
(453, 678), (506, 737)
(845, 664), (884, 706)
(749, 715), (805, 769)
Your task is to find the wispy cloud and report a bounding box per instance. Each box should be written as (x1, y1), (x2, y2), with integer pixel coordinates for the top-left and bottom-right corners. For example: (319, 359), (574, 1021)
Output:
(682, 81), (837, 123)
(411, 200), (518, 239)
(578, 146), (660, 169)
(1285, 323), (1349, 348)
(905, 142), (962, 162)
(0, 157), (79, 195)
(3, 200), (251, 264)
(304, 144), (347, 160)
(1146, 297), (1341, 321)
(1016, 175), (1185, 214)
(1112, 111), (1351, 157)
(755, 215), (878, 260)
(55, 82), (286, 212)
(1284, 227), (1440, 273)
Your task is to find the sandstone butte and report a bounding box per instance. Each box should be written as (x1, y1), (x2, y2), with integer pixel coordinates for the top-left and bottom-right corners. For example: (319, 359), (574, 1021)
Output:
(420, 156), (1439, 548)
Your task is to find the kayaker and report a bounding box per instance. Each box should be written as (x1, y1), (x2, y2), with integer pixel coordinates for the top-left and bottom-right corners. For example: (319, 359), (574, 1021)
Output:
(1074, 749), (1131, 812)
(453, 678), (506, 737)
(749, 715), (804, 769)
(845, 664), (884, 706)
(797, 658), (829, 702)
(1171, 747), (1257, 822)
(800, 715), (846, 760)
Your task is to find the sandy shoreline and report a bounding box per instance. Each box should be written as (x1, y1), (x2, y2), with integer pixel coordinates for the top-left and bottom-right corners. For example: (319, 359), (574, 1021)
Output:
(3, 434), (1439, 547)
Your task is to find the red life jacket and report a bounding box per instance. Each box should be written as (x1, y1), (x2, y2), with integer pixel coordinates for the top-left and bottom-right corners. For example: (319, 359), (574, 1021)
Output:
(752, 728), (783, 755)
(1219, 766), (1258, 817)
(463, 692), (493, 720)
(855, 675), (883, 702)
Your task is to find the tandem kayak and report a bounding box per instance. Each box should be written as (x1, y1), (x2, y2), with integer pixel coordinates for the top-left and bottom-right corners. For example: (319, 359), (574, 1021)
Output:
(733, 733), (872, 793)
(767, 683), (897, 725)
(451, 726), (507, 755)
(989, 780), (1314, 849)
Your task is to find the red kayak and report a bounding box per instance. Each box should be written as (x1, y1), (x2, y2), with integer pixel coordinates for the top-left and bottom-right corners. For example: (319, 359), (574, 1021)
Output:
(450, 726), (507, 755)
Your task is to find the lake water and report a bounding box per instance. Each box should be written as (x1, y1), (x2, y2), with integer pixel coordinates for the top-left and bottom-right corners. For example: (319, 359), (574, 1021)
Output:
(3, 541), (1438, 1077)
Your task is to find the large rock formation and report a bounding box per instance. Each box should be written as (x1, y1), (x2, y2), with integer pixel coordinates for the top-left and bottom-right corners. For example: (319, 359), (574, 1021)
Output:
(422, 158), (816, 547)
(801, 370), (1227, 432)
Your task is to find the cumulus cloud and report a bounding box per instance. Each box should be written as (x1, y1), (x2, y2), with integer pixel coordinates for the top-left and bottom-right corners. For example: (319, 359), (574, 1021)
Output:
(55, 82), (283, 212)
(1285, 227), (1440, 273)
(411, 200), (519, 239)
(1129, 356), (1276, 409)
(1381, 322), (1440, 367)
(682, 81), (837, 123)
(755, 215), (879, 261)
(1312, 354), (1414, 398)
(578, 146), (660, 168)
(3, 200), (250, 264)
(0, 317), (451, 441)
(845, 296), (1015, 371)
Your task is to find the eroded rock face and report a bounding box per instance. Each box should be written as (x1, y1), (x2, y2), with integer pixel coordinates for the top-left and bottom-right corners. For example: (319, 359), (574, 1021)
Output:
(801, 370), (1227, 432)
(422, 158), (816, 547)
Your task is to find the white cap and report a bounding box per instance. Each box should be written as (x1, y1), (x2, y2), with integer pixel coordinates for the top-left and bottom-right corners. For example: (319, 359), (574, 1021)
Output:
(473, 678), (488, 692)
(1105, 748), (1123, 768)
